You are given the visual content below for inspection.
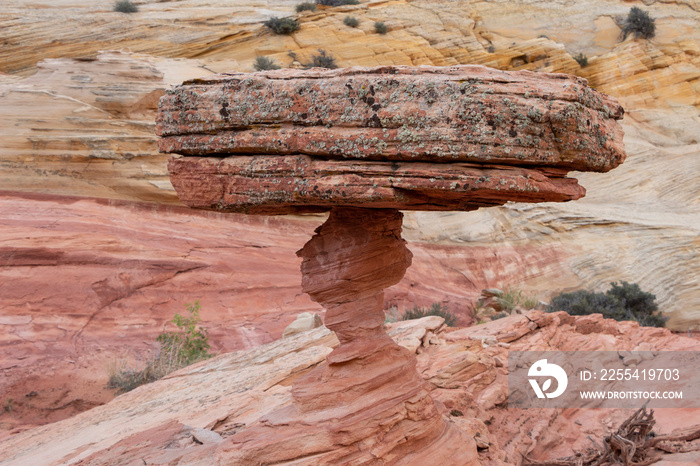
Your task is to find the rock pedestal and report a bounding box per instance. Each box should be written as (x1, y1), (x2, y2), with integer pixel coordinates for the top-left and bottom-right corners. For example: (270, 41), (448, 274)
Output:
(217, 207), (477, 464)
(157, 65), (626, 464)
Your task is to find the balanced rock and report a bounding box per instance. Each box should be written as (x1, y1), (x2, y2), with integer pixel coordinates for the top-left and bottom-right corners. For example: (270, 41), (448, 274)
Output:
(157, 65), (625, 464)
(158, 65), (624, 214)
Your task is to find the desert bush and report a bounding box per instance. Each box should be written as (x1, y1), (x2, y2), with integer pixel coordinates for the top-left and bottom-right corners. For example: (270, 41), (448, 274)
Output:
(401, 303), (458, 327)
(310, 49), (338, 69)
(343, 16), (359, 28)
(264, 17), (300, 35)
(107, 353), (161, 394)
(296, 2), (317, 12)
(374, 21), (388, 34)
(497, 287), (539, 312)
(254, 56), (281, 71)
(606, 281), (664, 327)
(108, 301), (213, 393)
(547, 281), (665, 327)
(574, 53), (588, 67)
(156, 301), (213, 365)
(114, 0), (138, 13)
(621, 7), (656, 40)
(316, 0), (360, 6)
(548, 290), (622, 317)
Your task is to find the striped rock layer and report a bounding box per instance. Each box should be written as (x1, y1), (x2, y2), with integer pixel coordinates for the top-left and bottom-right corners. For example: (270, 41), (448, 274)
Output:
(155, 66), (625, 463)
(157, 65), (625, 215)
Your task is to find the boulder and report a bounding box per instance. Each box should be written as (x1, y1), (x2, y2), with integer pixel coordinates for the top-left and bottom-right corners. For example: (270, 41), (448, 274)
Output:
(158, 65), (625, 215)
(282, 312), (324, 338)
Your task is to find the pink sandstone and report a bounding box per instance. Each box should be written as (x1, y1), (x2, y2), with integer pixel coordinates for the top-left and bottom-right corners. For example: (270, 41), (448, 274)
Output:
(157, 65), (626, 463)
(0, 191), (583, 431)
(2, 312), (698, 465)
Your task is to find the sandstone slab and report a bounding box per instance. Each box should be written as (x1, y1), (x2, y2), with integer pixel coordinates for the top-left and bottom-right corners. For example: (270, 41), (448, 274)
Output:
(168, 154), (585, 214)
(1, 312), (698, 465)
(157, 66), (624, 171)
(158, 65), (624, 215)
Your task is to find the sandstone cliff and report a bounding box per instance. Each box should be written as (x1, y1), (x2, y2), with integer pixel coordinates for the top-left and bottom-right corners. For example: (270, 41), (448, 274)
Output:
(1, 0), (697, 329)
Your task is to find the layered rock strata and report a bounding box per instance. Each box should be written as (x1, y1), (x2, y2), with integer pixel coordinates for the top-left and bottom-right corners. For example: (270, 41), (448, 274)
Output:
(218, 208), (476, 463)
(158, 65), (625, 214)
(158, 65), (625, 463)
(2, 312), (698, 465)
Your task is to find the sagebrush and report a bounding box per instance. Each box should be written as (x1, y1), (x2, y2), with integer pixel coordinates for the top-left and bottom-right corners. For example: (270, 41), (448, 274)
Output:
(114, 0), (138, 13)
(254, 56), (281, 71)
(296, 2), (317, 12)
(343, 16), (359, 28)
(310, 49), (338, 69)
(108, 301), (213, 393)
(264, 17), (300, 35)
(3, 398), (14, 414)
(621, 7), (656, 40)
(547, 281), (665, 327)
(374, 21), (388, 34)
(384, 306), (401, 324)
(574, 53), (588, 67)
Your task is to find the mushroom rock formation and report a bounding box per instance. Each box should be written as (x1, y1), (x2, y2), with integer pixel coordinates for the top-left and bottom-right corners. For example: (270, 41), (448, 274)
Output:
(156, 65), (625, 464)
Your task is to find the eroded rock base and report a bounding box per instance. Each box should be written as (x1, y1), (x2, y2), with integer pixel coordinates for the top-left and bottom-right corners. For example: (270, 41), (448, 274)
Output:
(219, 208), (477, 464)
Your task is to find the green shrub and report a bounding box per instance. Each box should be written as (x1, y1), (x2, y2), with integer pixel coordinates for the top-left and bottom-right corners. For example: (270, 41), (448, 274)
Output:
(343, 16), (359, 28)
(574, 53), (588, 67)
(310, 49), (338, 69)
(254, 56), (281, 71)
(401, 303), (458, 327)
(108, 301), (214, 393)
(316, 0), (360, 6)
(548, 289), (622, 316)
(114, 0), (138, 13)
(264, 16), (300, 35)
(374, 21), (388, 34)
(156, 301), (213, 365)
(296, 2), (317, 12)
(606, 281), (665, 327)
(547, 281), (665, 327)
(621, 7), (656, 40)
